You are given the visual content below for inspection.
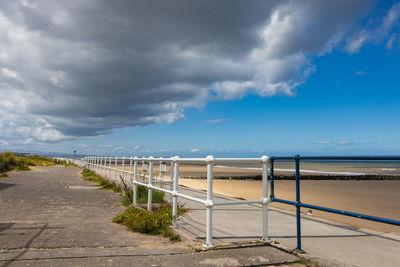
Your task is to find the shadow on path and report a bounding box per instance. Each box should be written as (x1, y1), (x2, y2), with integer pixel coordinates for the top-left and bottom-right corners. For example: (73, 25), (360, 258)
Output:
(0, 183), (15, 192)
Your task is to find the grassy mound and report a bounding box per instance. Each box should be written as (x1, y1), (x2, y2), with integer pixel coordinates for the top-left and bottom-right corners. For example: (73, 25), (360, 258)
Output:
(0, 152), (58, 174)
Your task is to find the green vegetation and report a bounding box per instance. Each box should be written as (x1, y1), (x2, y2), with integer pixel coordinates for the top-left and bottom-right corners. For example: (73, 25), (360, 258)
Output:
(0, 152), (78, 176)
(81, 168), (165, 204)
(113, 204), (187, 241)
(0, 152), (56, 174)
(23, 155), (56, 167)
(81, 168), (121, 192)
(81, 168), (187, 241)
(120, 184), (166, 207)
(55, 159), (78, 168)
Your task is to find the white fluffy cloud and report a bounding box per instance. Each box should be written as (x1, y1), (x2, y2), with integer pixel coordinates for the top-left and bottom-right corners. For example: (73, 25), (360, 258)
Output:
(0, 0), (388, 148)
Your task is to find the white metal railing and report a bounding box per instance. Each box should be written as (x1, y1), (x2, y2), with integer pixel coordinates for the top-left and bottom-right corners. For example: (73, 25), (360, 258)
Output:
(82, 155), (270, 249)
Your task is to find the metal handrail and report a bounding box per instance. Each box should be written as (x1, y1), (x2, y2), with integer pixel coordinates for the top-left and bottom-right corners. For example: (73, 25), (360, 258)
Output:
(81, 154), (400, 252)
(82, 155), (270, 249)
(269, 155), (400, 252)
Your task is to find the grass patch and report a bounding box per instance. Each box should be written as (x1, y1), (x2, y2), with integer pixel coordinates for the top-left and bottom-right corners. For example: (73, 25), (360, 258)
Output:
(120, 185), (165, 207)
(131, 184), (165, 205)
(23, 156), (56, 167)
(0, 152), (58, 175)
(113, 204), (187, 241)
(57, 159), (78, 168)
(0, 173), (9, 178)
(81, 168), (120, 192)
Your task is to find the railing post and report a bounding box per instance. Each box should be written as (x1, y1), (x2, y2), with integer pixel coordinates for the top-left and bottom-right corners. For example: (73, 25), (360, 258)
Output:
(101, 157), (104, 176)
(100, 157), (103, 176)
(169, 159), (174, 204)
(172, 156), (179, 227)
(114, 156), (117, 182)
(141, 161), (146, 178)
(261, 156), (270, 243)
(101, 157), (104, 175)
(204, 155), (215, 249)
(270, 159), (275, 199)
(147, 157), (154, 211)
(129, 157), (133, 193)
(295, 155), (304, 252)
(121, 157), (125, 184)
(97, 157), (100, 174)
(108, 157), (111, 178)
(133, 157), (138, 205)
(159, 157), (163, 179)
(103, 157), (106, 176)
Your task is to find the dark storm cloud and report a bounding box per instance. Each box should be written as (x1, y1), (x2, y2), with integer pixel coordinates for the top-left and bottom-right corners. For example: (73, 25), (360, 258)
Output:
(0, 0), (375, 145)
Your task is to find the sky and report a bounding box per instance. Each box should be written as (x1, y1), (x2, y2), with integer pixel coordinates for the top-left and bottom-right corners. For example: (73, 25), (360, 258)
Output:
(0, 0), (399, 157)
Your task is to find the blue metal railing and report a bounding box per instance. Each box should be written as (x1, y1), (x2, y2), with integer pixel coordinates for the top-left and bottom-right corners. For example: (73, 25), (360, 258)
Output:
(269, 155), (400, 252)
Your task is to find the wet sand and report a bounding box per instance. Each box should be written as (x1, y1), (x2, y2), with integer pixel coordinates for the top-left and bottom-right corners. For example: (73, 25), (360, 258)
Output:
(179, 178), (400, 233)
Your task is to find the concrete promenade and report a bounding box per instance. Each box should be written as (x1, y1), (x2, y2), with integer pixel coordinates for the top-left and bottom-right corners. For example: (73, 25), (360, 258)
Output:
(175, 187), (400, 266)
(0, 166), (300, 266)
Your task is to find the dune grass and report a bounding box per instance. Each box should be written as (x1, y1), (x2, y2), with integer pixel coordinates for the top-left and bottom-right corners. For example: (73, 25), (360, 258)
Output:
(0, 152), (58, 174)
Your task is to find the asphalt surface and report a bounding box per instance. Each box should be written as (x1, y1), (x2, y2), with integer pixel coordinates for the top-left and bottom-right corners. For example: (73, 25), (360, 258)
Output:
(0, 166), (300, 266)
